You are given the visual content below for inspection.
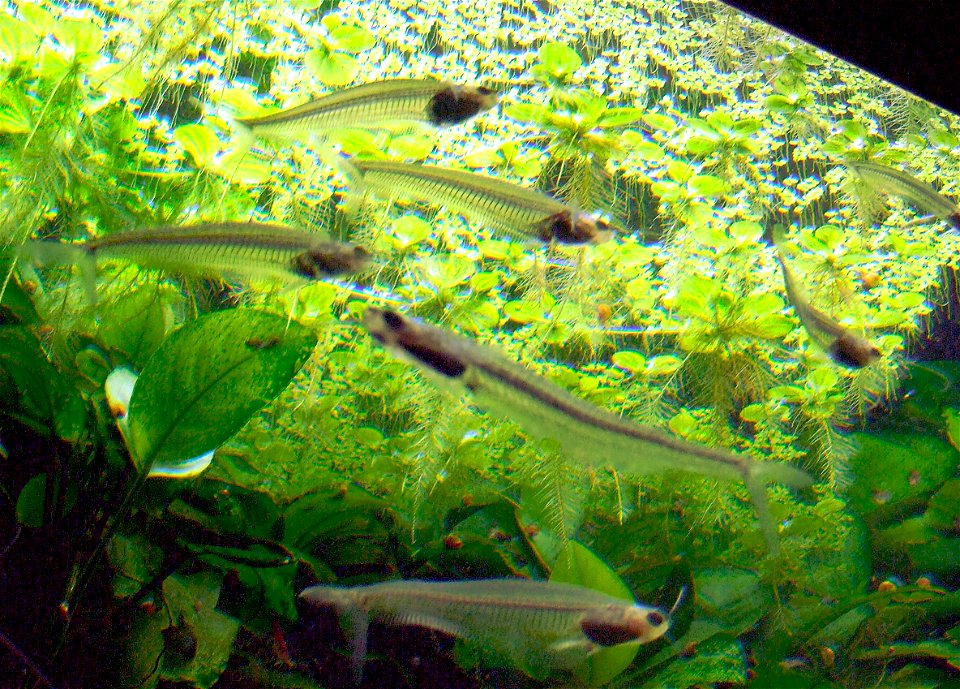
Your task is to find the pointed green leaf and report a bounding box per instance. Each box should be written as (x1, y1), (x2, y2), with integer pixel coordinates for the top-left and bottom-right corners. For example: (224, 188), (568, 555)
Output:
(126, 310), (317, 474)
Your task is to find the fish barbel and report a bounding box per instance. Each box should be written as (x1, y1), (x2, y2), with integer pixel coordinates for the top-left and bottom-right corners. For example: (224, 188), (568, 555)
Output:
(299, 578), (670, 682)
(362, 307), (813, 552)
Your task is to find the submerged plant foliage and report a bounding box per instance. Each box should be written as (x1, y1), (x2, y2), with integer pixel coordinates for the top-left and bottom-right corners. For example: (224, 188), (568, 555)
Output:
(1, 1), (960, 688)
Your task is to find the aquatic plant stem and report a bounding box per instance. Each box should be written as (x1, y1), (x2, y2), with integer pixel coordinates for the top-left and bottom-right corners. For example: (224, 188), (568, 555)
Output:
(0, 627), (58, 689)
(51, 471), (148, 662)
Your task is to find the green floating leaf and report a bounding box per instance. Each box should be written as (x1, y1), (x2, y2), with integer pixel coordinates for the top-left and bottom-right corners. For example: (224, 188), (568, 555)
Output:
(612, 350), (646, 374)
(551, 541), (638, 686)
(390, 214), (433, 250)
(306, 48), (358, 86)
(534, 42), (582, 80)
(126, 310), (317, 474)
(173, 123), (221, 169)
(328, 22), (375, 52)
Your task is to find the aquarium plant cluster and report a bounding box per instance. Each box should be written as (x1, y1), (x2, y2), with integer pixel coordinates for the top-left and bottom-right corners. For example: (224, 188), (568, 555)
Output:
(1, 0), (959, 687)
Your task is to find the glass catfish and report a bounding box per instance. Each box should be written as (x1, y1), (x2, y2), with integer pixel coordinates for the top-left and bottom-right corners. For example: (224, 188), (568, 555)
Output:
(20, 221), (372, 302)
(299, 578), (670, 682)
(362, 307), (813, 553)
(236, 78), (499, 143)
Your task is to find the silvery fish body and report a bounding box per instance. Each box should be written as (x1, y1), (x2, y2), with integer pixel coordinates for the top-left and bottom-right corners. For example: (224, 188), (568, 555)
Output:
(848, 160), (960, 230)
(362, 308), (813, 553)
(299, 578), (669, 681)
(347, 159), (612, 244)
(21, 222), (371, 302)
(236, 78), (498, 141)
(771, 225), (881, 368)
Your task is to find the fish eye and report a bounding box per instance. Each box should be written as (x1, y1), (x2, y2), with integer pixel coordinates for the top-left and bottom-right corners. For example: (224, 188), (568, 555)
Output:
(646, 611), (666, 627)
(382, 310), (405, 331)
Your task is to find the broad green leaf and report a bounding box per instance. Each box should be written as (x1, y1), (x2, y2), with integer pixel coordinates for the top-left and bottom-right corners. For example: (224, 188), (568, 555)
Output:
(390, 215), (433, 250)
(97, 284), (172, 366)
(597, 107), (645, 128)
(328, 23), (374, 52)
(504, 300), (542, 324)
(695, 569), (766, 635)
(15, 474), (46, 528)
(173, 123), (220, 169)
(108, 533), (163, 598)
(535, 42), (582, 78)
(612, 350), (646, 373)
(642, 112), (678, 132)
(463, 146), (503, 168)
(847, 430), (960, 522)
(126, 310), (317, 474)
(161, 572), (240, 688)
(926, 479), (960, 534)
(213, 148), (272, 185)
(688, 174), (727, 198)
(306, 48), (357, 86)
(551, 541), (639, 686)
(503, 102), (551, 123)
(641, 634), (745, 688)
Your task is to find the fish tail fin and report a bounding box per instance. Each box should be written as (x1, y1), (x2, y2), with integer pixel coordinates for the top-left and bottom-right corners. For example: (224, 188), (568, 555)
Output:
(231, 118), (256, 155)
(18, 241), (98, 304)
(299, 586), (368, 684)
(744, 460), (814, 555)
(346, 605), (369, 685)
(323, 151), (367, 218)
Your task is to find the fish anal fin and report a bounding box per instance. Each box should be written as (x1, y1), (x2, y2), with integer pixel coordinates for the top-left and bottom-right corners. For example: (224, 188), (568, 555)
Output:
(344, 606), (369, 686)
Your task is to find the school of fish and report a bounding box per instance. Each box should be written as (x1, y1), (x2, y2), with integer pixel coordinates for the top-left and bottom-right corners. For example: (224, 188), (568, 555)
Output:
(19, 74), (960, 682)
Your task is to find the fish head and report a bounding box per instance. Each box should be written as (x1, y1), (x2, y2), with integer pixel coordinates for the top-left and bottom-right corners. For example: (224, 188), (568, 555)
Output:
(428, 84), (499, 126)
(537, 210), (613, 244)
(579, 604), (670, 647)
(829, 333), (882, 368)
(363, 308), (468, 379)
(291, 244), (371, 278)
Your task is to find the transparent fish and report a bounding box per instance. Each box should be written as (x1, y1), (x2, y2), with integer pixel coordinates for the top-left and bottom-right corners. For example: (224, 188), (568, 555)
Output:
(847, 160), (960, 230)
(344, 159), (612, 244)
(236, 78), (498, 142)
(362, 307), (813, 552)
(299, 578), (670, 682)
(21, 221), (372, 302)
(772, 225), (881, 368)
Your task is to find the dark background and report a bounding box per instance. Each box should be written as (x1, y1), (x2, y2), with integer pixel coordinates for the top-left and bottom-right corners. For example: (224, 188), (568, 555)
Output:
(717, 0), (960, 116)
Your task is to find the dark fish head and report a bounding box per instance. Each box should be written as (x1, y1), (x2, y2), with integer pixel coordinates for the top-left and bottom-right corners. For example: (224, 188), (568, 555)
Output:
(292, 244), (371, 278)
(580, 605), (670, 646)
(428, 84), (499, 126)
(363, 308), (467, 379)
(537, 210), (613, 244)
(829, 333), (882, 368)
